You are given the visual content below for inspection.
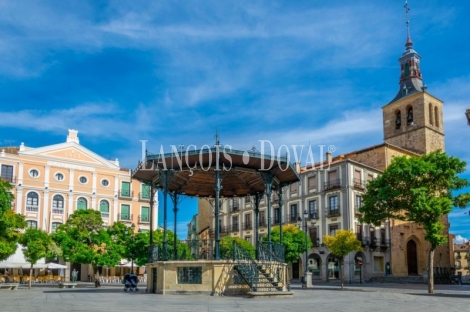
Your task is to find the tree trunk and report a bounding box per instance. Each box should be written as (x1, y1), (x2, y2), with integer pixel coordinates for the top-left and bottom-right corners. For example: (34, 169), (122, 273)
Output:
(93, 266), (101, 288)
(340, 257), (344, 290)
(29, 263), (33, 290)
(428, 247), (435, 294)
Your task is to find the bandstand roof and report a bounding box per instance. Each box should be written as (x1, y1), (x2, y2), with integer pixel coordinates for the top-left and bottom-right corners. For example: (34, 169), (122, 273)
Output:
(131, 147), (300, 197)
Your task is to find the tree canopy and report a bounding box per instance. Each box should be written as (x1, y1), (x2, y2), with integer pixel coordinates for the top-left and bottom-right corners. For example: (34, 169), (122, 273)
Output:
(263, 224), (312, 264)
(323, 229), (362, 289)
(220, 235), (255, 260)
(0, 179), (26, 261)
(359, 150), (470, 293)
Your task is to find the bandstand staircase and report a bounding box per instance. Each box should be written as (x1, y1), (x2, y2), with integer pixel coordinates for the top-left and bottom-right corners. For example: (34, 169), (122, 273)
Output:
(233, 242), (285, 292)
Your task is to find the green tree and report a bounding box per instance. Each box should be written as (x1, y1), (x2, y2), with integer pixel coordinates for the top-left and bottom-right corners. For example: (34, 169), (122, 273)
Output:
(0, 179), (27, 261)
(220, 236), (255, 259)
(263, 224), (312, 264)
(53, 210), (121, 287)
(323, 230), (362, 289)
(19, 228), (61, 289)
(360, 150), (470, 294)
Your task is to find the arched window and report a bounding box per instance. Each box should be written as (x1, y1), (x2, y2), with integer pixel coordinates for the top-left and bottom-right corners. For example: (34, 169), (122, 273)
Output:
(429, 103), (433, 125)
(26, 192), (39, 212)
(395, 110), (401, 129)
(407, 106), (413, 125)
(77, 197), (87, 210)
(434, 107), (439, 127)
(404, 62), (410, 77)
(51, 222), (62, 233)
(26, 220), (38, 229)
(52, 195), (64, 214)
(99, 200), (109, 218)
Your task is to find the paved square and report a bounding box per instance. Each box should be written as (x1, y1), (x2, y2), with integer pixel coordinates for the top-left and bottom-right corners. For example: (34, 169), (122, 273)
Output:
(0, 283), (468, 312)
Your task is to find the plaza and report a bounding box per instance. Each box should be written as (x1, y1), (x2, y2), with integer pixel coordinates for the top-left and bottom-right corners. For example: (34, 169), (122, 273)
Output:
(0, 283), (468, 312)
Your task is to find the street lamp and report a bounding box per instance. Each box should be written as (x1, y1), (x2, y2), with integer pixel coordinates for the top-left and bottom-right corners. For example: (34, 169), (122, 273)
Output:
(125, 223), (136, 274)
(466, 108), (470, 126)
(297, 210), (316, 287)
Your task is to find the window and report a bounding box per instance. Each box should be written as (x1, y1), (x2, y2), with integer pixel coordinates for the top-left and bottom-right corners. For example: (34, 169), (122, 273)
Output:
(79, 176), (88, 184)
(260, 211), (266, 226)
(395, 110), (401, 129)
(141, 184), (150, 199)
(100, 200), (110, 218)
(55, 173), (64, 181)
(27, 220), (38, 229)
(140, 206), (149, 222)
(1, 164), (14, 182)
(245, 196), (251, 204)
(244, 213), (252, 229)
(308, 176), (316, 189)
(232, 215), (239, 231)
(353, 170), (362, 188)
(356, 224), (363, 241)
(52, 195), (64, 213)
(329, 196), (338, 210)
(435, 106), (439, 127)
(232, 198), (239, 209)
(29, 169), (39, 178)
(429, 103), (433, 125)
(367, 174), (374, 181)
(308, 200), (316, 219)
(290, 204), (298, 222)
(274, 208), (280, 224)
(26, 192), (39, 212)
(120, 204), (131, 220)
(77, 197), (87, 210)
(101, 179), (109, 187)
(51, 222), (62, 233)
(309, 227), (318, 246)
(373, 256), (384, 272)
(355, 195), (362, 209)
(407, 106), (413, 125)
(329, 224), (338, 236)
(121, 181), (131, 197)
(290, 182), (298, 194)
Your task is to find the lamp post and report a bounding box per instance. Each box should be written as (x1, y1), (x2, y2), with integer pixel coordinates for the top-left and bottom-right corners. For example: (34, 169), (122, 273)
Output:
(466, 108), (470, 126)
(125, 223), (136, 274)
(298, 210), (316, 288)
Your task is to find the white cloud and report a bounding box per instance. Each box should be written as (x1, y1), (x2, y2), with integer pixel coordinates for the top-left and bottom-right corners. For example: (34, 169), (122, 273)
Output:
(454, 235), (469, 244)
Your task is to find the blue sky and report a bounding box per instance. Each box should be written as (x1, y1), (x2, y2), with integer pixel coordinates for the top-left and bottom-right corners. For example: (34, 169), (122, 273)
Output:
(0, 0), (469, 241)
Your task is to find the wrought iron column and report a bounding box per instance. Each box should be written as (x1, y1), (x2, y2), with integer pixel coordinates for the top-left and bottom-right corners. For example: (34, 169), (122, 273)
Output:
(254, 193), (260, 260)
(172, 192), (178, 260)
(263, 173), (275, 255)
(214, 136), (222, 260)
(161, 171), (169, 261)
(277, 185), (284, 247)
(148, 182), (156, 263)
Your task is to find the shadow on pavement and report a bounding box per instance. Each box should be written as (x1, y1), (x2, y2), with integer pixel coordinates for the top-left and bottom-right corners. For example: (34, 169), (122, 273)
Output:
(410, 293), (470, 299)
(43, 288), (148, 295)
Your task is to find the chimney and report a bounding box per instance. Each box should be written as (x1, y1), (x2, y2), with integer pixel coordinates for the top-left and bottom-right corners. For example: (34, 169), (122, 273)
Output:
(326, 152), (332, 165)
(66, 129), (80, 144)
(295, 162), (301, 173)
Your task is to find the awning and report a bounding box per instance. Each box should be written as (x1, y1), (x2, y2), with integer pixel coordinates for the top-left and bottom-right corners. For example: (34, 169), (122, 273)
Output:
(21, 263), (68, 269)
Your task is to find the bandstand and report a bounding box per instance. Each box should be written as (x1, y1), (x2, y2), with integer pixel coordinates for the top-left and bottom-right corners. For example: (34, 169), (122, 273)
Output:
(131, 138), (299, 296)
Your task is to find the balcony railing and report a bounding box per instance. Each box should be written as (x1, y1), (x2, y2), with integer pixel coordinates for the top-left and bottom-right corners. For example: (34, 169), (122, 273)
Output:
(324, 179), (341, 191)
(307, 212), (317, 220)
(381, 239), (391, 248)
(138, 192), (150, 200)
(326, 207), (341, 217)
(355, 205), (362, 215)
(119, 190), (133, 198)
(243, 222), (253, 230)
(101, 212), (110, 218)
(273, 218), (280, 225)
(259, 218), (267, 227)
(1, 176), (17, 184)
(230, 206), (239, 213)
(139, 215), (150, 223)
(209, 226), (229, 236)
(26, 205), (39, 212)
(52, 208), (63, 214)
(356, 232), (363, 242)
(352, 178), (366, 190)
(362, 236), (370, 246)
(285, 214), (298, 223)
(118, 213), (133, 221)
(231, 223), (239, 232)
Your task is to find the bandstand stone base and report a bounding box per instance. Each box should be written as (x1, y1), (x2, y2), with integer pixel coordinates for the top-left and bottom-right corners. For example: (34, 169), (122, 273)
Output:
(146, 260), (288, 297)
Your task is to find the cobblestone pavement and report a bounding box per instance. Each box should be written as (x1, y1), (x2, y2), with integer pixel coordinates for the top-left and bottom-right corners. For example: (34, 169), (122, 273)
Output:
(0, 283), (468, 312)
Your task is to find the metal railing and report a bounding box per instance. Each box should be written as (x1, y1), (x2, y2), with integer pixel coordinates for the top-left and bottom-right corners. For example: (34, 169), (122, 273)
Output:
(324, 179), (341, 191)
(259, 218), (267, 227)
(231, 223), (239, 232)
(138, 192), (150, 200)
(119, 190), (133, 198)
(285, 214), (298, 223)
(26, 205), (39, 212)
(243, 222), (253, 230)
(52, 208), (63, 214)
(326, 207), (341, 217)
(118, 213), (133, 221)
(1, 176), (17, 184)
(139, 215), (150, 223)
(101, 212), (110, 218)
(355, 205), (362, 214)
(352, 178), (366, 190)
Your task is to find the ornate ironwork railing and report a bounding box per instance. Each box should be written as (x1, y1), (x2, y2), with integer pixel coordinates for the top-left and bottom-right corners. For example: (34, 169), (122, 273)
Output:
(233, 241), (259, 291)
(177, 267), (202, 284)
(257, 243), (284, 290)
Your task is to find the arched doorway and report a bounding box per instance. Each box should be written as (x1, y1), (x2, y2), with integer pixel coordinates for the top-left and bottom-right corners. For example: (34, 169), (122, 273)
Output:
(407, 240), (418, 275)
(327, 255), (339, 280)
(309, 254), (322, 279)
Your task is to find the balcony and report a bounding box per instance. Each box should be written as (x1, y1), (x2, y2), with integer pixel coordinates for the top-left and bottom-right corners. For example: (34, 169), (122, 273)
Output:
(352, 178), (366, 190)
(209, 226), (229, 236)
(259, 218), (267, 227)
(381, 239), (391, 249)
(138, 192), (150, 201)
(324, 179), (341, 191)
(101, 212), (110, 218)
(118, 213), (133, 221)
(26, 205), (39, 212)
(230, 205), (239, 213)
(326, 207), (341, 217)
(52, 208), (63, 214)
(356, 232), (363, 242)
(273, 218), (280, 225)
(1, 176), (17, 184)
(231, 223), (239, 232)
(307, 212), (317, 220)
(285, 214), (298, 223)
(243, 222), (253, 230)
(139, 215), (150, 223)
(355, 205), (362, 215)
(362, 236), (370, 246)
(119, 190), (133, 199)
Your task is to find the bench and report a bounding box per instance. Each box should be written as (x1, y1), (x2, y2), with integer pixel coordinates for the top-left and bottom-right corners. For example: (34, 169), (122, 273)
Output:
(0, 283), (19, 290)
(59, 283), (77, 289)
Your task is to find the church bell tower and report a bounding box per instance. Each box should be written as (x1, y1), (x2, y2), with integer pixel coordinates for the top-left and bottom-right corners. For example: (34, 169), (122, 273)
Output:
(382, 2), (444, 154)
